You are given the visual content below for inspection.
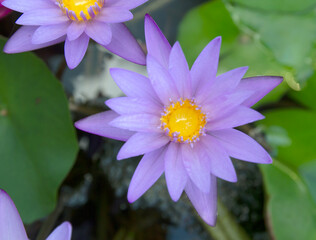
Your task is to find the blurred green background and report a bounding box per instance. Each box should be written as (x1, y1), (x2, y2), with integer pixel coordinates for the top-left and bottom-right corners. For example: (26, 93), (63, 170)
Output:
(0, 0), (315, 239)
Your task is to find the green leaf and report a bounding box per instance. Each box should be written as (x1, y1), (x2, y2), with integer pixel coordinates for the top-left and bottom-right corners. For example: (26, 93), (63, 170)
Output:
(226, 0), (316, 13)
(178, 0), (290, 107)
(0, 38), (78, 223)
(261, 162), (316, 240)
(260, 109), (316, 168)
(289, 72), (316, 111)
(260, 109), (316, 239)
(225, 0), (316, 72)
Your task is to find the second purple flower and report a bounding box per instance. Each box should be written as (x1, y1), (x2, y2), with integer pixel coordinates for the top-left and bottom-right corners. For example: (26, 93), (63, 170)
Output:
(2, 0), (148, 69)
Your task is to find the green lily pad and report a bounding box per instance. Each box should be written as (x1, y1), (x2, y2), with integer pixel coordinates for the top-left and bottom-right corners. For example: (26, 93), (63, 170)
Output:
(261, 162), (316, 240)
(0, 38), (78, 223)
(260, 109), (316, 239)
(225, 0), (316, 73)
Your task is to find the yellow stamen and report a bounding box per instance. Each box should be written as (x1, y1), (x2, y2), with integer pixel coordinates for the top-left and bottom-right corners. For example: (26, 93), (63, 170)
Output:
(161, 99), (207, 143)
(57, 0), (104, 21)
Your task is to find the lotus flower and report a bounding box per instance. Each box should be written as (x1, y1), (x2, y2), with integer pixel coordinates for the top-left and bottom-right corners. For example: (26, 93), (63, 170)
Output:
(75, 14), (282, 225)
(2, 0), (147, 69)
(0, 189), (72, 240)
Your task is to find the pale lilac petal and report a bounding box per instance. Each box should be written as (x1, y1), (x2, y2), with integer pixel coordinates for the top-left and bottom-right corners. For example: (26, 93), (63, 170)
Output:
(127, 147), (165, 202)
(32, 22), (69, 44)
(104, 23), (146, 65)
(181, 144), (211, 193)
(169, 42), (191, 98)
(64, 33), (89, 69)
(85, 21), (112, 45)
(46, 222), (72, 240)
(75, 110), (134, 141)
(16, 9), (68, 25)
(211, 129), (272, 164)
(147, 54), (179, 105)
(106, 97), (161, 115)
(185, 177), (217, 226)
(106, 0), (148, 9)
(201, 135), (237, 182)
(0, 190), (29, 240)
(97, 7), (133, 23)
(4, 26), (65, 53)
(202, 90), (254, 119)
(196, 66), (248, 104)
(145, 14), (171, 68)
(110, 68), (160, 103)
(191, 37), (221, 94)
(164, 143), (188, 201)
(109, 114), (161, 133)
(117, 132), (169, 160)
(2, 0), (55, 13)
(67, 22), (86, 41)
(235, 76), (283, 107)
(206, 106), (264, 131)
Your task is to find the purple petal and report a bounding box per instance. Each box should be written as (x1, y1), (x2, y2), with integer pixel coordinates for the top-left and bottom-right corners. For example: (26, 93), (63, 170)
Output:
(16, 9), (69, 25)
(106, 0), (148, 9)
(64, 33), (89, 69)
(196, 66), (248, 104)
(104, 23), (145, 65)
(46, 222), (72, 240)
(75, 110), (134, 141)
(97, 7), (133, 23)
(147, 54), (179, 105)
(145, 14), (171, 68)
(4, 26), (65, 53)
(164, 142), (188, 201)
(117, 132), (169, 160)
(127, 147), (165, 202)
(206, 106), (265, 131)
(2, 0), (55, 13)
(169, 42), (191, 99)
(181, 143), (211, 193)
(32, 22), (69, 44)
(0, 190), (28, 240)
(85, 21), (112, 46)
(106, 97), (161, 115)
(202, 90), (254, 119)
(191, 37), (221, 94)
(212, 129), (272, 164)
(110, 68), (161, 103)
(67, 22), (86, 41)
(109, 113), (161, 133)
(201, 135), (237, 182)
(185, 177), (217, 226)
(236, 76), (283, 107)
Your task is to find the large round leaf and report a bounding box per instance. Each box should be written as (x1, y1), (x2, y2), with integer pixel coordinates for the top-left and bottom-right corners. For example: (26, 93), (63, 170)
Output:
(260, 109), (316, 240)
(0, 38), (78, 223)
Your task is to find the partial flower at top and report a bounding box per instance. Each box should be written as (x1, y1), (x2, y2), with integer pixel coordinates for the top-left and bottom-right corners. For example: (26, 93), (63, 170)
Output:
(2, 0), (148, 69)
(0, 0), (11, 19)
(0, 189), (72, 240)
(75, 14), (283, 226)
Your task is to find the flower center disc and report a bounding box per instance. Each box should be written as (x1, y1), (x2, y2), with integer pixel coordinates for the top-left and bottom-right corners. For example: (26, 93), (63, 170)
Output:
(161, 99), (207, 143)
(58, 0), (104, 21)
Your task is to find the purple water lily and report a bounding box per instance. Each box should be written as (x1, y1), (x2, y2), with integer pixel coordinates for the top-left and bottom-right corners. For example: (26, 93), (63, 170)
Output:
(0, 189), (72, 240)
(0, 0), (11, 19)
(75, 14), (282, 225)
(2, 0), (147, 69)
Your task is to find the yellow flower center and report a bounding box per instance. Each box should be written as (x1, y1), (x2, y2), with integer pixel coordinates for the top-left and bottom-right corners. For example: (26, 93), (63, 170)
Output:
(57, 0), (104, 21)
(161, 99), (207, 143)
